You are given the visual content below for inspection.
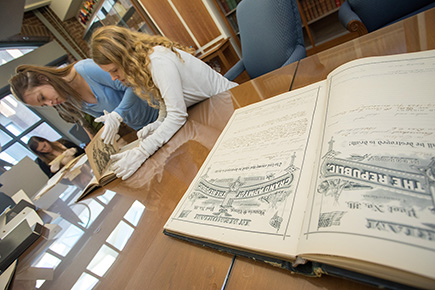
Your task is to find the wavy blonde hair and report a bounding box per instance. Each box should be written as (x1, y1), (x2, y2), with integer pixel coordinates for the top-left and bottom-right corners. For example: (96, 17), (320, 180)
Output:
(90, 25), (194, 108)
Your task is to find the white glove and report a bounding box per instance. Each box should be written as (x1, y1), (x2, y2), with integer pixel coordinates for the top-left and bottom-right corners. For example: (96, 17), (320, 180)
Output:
(110, 145), (150, 180)
(95, 110), (123, 145)
(137, 120), (162, 140)
(63, 147), (77, 157)
(50, 160), (61, 173)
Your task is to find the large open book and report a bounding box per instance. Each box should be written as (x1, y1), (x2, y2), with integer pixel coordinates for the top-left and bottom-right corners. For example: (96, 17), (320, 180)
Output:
(77, 128), (119, 201)
(78, 128), (140, 201)
(163, 50), (435, 289)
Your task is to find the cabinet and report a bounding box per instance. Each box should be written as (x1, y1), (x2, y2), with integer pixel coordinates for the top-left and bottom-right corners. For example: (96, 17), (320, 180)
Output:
(79, 0), (159, 42)
(212, 0), (357, 55)
(197, 38), (239, 75)
(135, 0), (240, 70)
(136, 0), (235, 53)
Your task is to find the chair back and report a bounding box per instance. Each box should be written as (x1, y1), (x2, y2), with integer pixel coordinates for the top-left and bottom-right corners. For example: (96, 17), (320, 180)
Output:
(69, 123), (91, 145)
(237, 0), (306, 79)
(347, 0), (434, 32)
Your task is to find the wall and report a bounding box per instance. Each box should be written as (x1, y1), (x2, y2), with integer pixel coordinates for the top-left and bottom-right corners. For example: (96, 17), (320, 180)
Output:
(22, 7), (90, 61)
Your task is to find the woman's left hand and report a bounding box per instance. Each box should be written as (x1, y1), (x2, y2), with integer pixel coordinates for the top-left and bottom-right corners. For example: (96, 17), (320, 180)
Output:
(137, 120), (162, 140)
(64, 147), (77, 157)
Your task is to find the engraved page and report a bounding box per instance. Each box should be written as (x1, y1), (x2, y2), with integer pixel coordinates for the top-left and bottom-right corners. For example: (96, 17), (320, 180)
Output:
(299, 50), (435, 282)
(165, 80), (327, 259)
(85, 126), (119, 181)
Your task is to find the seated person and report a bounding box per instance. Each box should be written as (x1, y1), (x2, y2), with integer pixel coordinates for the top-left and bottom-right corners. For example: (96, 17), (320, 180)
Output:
(27, 136), (85, 177)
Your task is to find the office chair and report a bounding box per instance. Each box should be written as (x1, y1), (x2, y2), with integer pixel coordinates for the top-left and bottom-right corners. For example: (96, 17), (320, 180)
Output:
(339, 0), (435, 36)
(69, 123), (91, 146)
(224, 0), (306, 81)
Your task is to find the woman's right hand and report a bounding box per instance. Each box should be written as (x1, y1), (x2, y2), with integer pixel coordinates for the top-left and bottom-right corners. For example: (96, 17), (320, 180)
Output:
(95, 110), (123, 144)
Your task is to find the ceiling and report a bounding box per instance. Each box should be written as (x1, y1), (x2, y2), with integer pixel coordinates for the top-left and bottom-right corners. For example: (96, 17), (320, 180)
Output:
(0, 0), (51, 40)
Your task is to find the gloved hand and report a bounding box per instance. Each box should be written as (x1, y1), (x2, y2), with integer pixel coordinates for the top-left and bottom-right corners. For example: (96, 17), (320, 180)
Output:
(137, 120), (162, 140)
(63, 147), (77, 157)
(50, 159), (62, 173)
(95, 110), (123, 145)
(110, 145), (150, 180)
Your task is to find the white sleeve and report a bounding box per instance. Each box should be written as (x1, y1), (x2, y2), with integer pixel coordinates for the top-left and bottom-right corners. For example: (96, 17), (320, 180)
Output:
(139, 55), (188, 156)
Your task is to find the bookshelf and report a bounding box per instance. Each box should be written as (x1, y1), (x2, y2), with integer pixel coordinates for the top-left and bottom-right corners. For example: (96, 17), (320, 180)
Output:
(79, 0), (159, 42)
(212, 0), (356, 55)
(212, 0), (242, 48)
(298, 0), (352, 53)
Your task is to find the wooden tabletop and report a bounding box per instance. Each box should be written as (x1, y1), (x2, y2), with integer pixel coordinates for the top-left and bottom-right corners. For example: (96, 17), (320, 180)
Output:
(292, 7), (435, 90)
(11, 8), (435, 290)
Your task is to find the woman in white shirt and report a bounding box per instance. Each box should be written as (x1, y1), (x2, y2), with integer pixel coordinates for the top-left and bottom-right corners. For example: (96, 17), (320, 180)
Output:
(90, 25), (238, 180)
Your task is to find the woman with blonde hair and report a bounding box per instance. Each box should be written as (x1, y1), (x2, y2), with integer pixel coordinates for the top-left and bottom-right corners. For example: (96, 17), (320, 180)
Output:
(90, 25), (238, 180)
(9, 60), (159, 143)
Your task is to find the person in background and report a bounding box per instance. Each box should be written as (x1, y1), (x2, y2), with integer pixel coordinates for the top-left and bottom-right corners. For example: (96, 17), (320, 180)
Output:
(90, 25), (238, 180)
(8, 59), (159, 143)
(27, 136), (85, 177)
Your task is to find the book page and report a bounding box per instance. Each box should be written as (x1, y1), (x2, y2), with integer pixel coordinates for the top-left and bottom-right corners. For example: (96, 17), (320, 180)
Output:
(165, 81), (327, 259)
(78, 139), (140, 202)
(299, 50), (435, 281)
(85, 126), (119, 181)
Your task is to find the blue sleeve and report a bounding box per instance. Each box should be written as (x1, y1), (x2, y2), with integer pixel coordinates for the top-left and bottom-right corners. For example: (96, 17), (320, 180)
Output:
(80, 60), (145, 120)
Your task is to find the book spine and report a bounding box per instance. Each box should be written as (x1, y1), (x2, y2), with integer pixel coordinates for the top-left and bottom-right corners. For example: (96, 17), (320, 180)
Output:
(228, 0), (237, 10)
(225, 0), (233, 10)
(305, 0), (313, 21)
(227, 14), (239, 33)
(313, 0), (323, 17)
(309, 0), (318, 19)
(300, 0), (311, 22)
(219, 0), (230, 13)
(325, 0), (333, 11)
(319, 0), (327, 14)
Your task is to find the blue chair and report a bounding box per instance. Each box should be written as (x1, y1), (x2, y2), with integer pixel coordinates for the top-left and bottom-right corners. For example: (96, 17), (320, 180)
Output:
(339, 0), (435, 36)
(224, 0), (306, 81)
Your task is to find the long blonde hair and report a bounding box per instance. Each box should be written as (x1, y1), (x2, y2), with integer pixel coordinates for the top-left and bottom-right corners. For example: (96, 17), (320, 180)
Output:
(8, 64), (96, 133)
(90, 25), (194, 108)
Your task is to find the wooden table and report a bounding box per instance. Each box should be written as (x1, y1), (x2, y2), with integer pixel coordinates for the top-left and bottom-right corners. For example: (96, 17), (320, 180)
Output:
(11, 8), (435, 290)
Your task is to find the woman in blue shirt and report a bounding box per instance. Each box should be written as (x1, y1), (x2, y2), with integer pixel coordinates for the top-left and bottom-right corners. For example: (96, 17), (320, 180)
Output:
(9, 59), (159, 142)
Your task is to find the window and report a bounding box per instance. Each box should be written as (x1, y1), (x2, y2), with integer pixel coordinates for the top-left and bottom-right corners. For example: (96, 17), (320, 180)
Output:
(0, 44), (65, 172)
(0, 93), (62, 166)
(0, 47), (37, 66)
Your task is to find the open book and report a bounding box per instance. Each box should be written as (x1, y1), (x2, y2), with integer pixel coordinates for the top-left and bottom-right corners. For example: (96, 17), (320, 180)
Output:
(77, 128), (139, 201)
(33, 153), (85, 201)
(163, 50), (435, 289)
